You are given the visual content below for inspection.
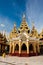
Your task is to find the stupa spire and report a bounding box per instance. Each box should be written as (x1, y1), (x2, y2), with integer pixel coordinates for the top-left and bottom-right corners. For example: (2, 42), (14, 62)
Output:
(9, 23), (18, 39)
(42, 28), (43, 33)
(22, 14), (26, 19)
(40, 28), (43, 38)
(13, 23), (17, 33)
(18, 14), (30, 34)
(14, 23), (16, 28)
(32, 21), (35, 30)
(31, 21), (38, 38)
(32, 21), (34, 26)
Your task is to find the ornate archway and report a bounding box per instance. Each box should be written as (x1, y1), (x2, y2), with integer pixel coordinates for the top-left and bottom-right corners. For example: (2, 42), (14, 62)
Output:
(29, 44), (33, 53)
(36, 45), (38, 53)
(11, 45), (13, 53)
(40, 45), (43, 55)
(21, 44), (27, 53)
(15, 44), (19, 53)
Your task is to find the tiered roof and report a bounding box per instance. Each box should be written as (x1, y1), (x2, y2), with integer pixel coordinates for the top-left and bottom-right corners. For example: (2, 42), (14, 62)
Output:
(18, 14), (30, 34)
(9, 14), (43, 41)
(30, 22), (38, 38)
(9, 24), (18, 39)
(0, 32), (7, 44)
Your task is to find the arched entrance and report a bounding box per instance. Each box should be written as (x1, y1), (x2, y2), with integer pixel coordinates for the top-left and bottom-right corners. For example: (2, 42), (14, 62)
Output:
(36, 45), (38, 53)
(40, 45), (43, 55)
(21, 43), (27, 56)
(15, 44), (19, 56)
(11, 45), (13, 53)
(29, 44), (33, 51)
(21, 44), (27, 52)
(40, 39), (43, 55)
(29, 44), (34, 56)
(15, 44), (19, 51)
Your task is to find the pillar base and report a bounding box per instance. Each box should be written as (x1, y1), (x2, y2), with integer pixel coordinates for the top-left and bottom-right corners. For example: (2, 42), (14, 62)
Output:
(11, 53), (19, 56)
(19, 53), (29, 57)
(9, 52), (39, 57)
(37, 53), (40, 55)
(9, 53), (29, 57)
(29, 53), (37, 56)
(9, 53), (12, 56)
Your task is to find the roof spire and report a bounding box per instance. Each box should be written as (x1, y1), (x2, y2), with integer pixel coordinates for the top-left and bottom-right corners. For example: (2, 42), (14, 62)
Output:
(23, 14), (26, 19)
(32, 21), (35, 30)
(42, 28), (43, 33)
(32, 21), (34, 27)
(14, 23), (16, 28)
(22, 14), (26, 23)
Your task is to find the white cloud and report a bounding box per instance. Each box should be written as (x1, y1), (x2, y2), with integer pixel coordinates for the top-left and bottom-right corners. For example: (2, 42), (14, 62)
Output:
(0, 24), (5, 27)
(0, 15), (13, 34)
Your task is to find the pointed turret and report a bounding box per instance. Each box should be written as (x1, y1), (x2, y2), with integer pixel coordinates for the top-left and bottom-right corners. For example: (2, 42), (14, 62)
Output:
(13, 24), (17, 33)
(3, 33), (7, 43)
(9, 23), (18, 39)
(18, 14), (30, 34)
(0, 31), (7, 43)
(31, 21), (38, 38)
(40, 29), (43, 38)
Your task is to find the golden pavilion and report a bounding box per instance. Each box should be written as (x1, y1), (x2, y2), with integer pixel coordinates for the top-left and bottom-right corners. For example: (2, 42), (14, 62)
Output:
(9, 14), (43, 56)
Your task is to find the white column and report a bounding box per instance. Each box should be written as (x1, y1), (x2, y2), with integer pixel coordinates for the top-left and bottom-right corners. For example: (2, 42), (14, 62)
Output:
(12, 42), (14, 53)
(19, 40), (21, 54)
(27, 39), (29, 54)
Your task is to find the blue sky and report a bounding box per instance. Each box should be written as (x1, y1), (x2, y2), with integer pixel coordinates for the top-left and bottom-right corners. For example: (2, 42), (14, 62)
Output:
(0, 0), (43, 35)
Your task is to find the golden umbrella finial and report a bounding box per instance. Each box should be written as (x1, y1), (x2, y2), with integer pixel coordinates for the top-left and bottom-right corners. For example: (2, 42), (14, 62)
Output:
(32, 21), (34, 27)
(14, 23), (16, 27)
(42, 28), (43, 33)
(23, 14), (26, 19)
(14, 21), (17, 28)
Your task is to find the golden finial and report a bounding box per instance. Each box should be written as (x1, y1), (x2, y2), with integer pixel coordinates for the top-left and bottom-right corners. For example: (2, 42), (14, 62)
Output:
(4, 30), (6, 37)
(32, 21), (35, 29)
(22, 14), (26, 19)
(42, 28), (43, 33)
(2, 30), (6, 36)
(14, 21), (17, 28)
(32, 21), (34, 27)
(14, 24), (16, 27)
